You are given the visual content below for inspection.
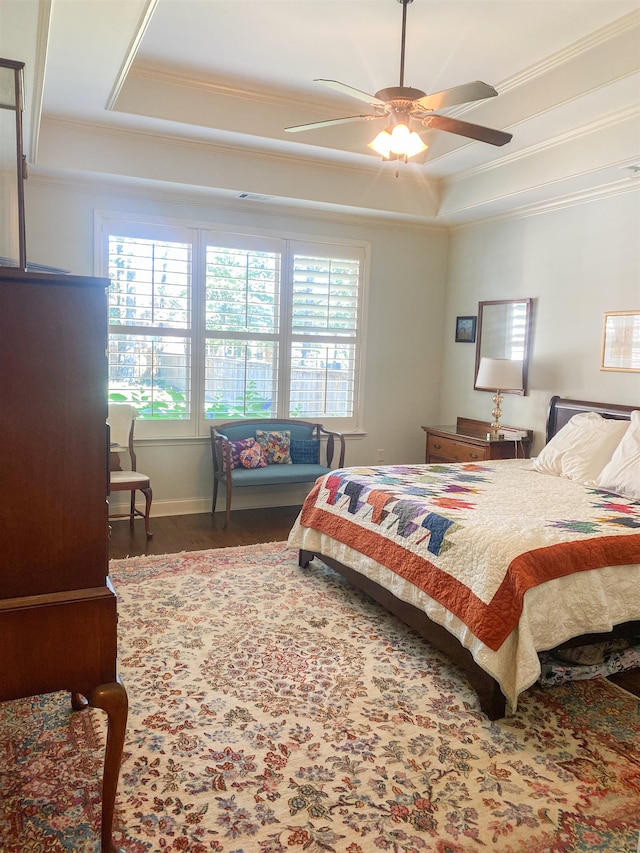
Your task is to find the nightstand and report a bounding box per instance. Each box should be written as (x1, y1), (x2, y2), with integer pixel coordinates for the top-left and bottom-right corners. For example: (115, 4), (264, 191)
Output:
(422, 417), (533, 464)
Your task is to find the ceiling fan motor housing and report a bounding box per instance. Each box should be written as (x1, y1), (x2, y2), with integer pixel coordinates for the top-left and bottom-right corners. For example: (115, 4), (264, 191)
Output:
(375, 86), (426, 104)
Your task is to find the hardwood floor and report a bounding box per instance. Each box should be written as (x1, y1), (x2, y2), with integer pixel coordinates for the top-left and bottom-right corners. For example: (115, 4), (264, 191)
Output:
(606, 669), (640, 700)
(108, 506), (303, 559)
(108, 509), (640, 701)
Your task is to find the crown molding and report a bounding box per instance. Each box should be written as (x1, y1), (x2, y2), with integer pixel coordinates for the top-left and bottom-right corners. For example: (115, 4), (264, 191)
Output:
(449, 176), (640, 233)
(26, 0), (53, 163)
(126, 63), (342, 115)
(448, 104), (640, 184)
(40, 115), (438, 190)
(106, 0), (159, 111)
(27, 157), (637, 237)
(26, 165), (447, 235)
(494, 9), (640, 96)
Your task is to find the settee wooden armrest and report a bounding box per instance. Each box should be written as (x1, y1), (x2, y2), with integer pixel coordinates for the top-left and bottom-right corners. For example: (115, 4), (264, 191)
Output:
(210, 418), (346, 528)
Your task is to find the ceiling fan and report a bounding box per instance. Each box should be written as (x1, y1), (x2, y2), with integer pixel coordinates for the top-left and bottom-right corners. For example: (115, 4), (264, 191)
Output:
(285, 0), (512, 160)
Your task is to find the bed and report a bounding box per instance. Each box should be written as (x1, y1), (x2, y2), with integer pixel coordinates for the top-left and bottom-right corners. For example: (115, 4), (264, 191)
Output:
(287, 396), (640, 719)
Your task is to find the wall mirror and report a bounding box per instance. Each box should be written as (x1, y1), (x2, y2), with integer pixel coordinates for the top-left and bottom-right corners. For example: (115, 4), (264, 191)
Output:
(474, 298), (533, 395)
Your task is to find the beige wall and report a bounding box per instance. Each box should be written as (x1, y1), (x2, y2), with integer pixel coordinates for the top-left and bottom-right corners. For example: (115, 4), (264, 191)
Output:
(24, 174), (448, 514)
(440, 190), (640, 454)
(23, 175), (640, 513)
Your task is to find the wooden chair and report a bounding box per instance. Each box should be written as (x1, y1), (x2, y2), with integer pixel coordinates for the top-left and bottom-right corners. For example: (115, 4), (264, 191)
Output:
(107, 403), (153, 539)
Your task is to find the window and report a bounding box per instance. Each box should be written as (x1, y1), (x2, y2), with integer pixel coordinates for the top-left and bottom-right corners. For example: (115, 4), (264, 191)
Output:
(99, 216), (367, 436)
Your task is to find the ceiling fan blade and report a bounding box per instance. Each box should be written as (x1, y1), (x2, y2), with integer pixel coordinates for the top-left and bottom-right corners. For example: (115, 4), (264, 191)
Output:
(314, 79), (387, 108)
(413, 81), (498, 112)
(422, 114), (512, 146)
(285, 114), (382, 133)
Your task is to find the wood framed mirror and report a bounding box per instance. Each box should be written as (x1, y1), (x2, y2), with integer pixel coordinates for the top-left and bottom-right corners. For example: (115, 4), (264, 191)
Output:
(474, 298), (533, 395)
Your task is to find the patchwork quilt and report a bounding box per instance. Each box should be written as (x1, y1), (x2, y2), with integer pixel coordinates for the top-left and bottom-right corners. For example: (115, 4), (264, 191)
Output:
(300, 460), (640, 651)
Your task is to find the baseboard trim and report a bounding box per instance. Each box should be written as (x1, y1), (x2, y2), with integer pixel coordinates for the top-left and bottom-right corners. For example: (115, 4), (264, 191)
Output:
(109, 485), (311, 518)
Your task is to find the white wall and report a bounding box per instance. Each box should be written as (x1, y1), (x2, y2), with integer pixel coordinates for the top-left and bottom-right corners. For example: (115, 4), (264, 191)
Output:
(24, 174), (448, 514)
(440, 189), (640, 453)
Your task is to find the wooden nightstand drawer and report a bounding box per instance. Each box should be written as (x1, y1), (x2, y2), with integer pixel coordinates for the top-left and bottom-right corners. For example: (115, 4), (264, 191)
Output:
(427, 434), (485, 463)
(422, 419), (532, 465)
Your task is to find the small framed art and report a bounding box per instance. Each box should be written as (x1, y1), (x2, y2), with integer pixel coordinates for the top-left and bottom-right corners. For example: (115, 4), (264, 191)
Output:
(601, 311), (640, 372)
(455, 315), (477, 343)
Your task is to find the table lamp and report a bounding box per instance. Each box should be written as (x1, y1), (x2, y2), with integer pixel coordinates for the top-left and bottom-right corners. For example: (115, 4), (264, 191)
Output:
(475, 357), (523, 439)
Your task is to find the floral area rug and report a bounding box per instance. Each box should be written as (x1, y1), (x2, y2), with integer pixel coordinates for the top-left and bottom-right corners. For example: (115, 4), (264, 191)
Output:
(1, 541), (639, 852)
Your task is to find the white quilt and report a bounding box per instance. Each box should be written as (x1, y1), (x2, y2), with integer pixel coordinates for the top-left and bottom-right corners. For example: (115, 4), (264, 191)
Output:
(288, 460), (640, 712)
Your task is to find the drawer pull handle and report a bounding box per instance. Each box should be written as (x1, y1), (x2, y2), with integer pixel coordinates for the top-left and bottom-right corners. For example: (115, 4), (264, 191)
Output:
(433, 443), (442, 450)
(469, 453), (479, 460)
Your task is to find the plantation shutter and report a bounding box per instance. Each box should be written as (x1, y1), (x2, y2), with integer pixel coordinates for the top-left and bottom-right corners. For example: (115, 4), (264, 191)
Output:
(107, 227), (192, 421)
(289, 246), (362, 419)
(203, 239), (281, 418)
(102, 214), (367, 435)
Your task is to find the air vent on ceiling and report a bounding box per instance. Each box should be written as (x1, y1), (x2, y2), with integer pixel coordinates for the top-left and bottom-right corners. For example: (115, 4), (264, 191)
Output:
(237, 192), (273, 201)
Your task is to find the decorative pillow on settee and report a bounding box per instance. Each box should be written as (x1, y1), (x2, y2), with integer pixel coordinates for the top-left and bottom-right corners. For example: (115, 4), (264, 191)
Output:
(290, 438), (321, 465)
(255, 430), (292, 464)
(223, 437), (266, 470)
(239, 440), (267, 469)
(223, 437), (258, 470)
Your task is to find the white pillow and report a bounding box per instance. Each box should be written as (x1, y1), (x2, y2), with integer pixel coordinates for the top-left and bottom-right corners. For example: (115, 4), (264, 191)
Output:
(596, 410), (640, 499)
(532, 411), (629, 485)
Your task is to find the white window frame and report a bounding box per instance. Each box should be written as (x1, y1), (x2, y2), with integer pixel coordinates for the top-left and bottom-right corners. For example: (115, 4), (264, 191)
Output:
(96, 211), (369, 439)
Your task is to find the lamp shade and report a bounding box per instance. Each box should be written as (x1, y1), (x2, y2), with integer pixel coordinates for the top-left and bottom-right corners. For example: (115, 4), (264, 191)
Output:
(476, 357), (523, 391)
(368, 123), (427, 159)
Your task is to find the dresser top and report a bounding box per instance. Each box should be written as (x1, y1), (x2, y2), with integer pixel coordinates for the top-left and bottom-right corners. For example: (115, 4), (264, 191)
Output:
(422, 417), (533, 444)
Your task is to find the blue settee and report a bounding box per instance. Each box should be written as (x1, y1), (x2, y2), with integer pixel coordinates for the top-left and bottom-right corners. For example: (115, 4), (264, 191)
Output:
(210, 418), (346, 527)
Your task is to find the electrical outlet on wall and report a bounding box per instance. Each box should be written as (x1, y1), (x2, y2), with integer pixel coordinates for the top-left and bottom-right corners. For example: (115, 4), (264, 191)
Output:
(376, 449), (385, 462)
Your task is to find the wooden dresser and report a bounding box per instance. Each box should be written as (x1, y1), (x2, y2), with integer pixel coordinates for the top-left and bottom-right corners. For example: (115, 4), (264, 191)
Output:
(422, 417), (533, 464)
(0, 270), (127, 852)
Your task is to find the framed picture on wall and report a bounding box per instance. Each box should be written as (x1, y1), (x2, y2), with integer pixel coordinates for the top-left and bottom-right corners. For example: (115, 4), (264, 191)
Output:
(601, 311), (640, 372)
(455, 315), (477, 343)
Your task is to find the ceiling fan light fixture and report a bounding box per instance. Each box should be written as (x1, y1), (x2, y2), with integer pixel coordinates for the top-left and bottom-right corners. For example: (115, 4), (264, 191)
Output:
(368, 129), (393, 158)
(286, 0), (512, 153)
(368, 123), (427, 159)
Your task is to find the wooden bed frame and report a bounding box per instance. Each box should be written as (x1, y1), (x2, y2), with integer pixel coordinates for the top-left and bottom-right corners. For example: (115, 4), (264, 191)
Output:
(298, 396), (640, 720)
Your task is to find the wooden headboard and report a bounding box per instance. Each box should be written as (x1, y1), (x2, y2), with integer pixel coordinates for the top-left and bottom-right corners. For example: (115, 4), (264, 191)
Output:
(546, 395), (636, 444)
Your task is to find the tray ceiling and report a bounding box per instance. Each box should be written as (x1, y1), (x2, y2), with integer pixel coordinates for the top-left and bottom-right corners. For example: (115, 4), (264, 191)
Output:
(3, 0), (640, 224)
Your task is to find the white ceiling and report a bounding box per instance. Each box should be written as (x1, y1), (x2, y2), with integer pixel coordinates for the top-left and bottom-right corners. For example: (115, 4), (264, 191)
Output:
(3, 0), (640, 224)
